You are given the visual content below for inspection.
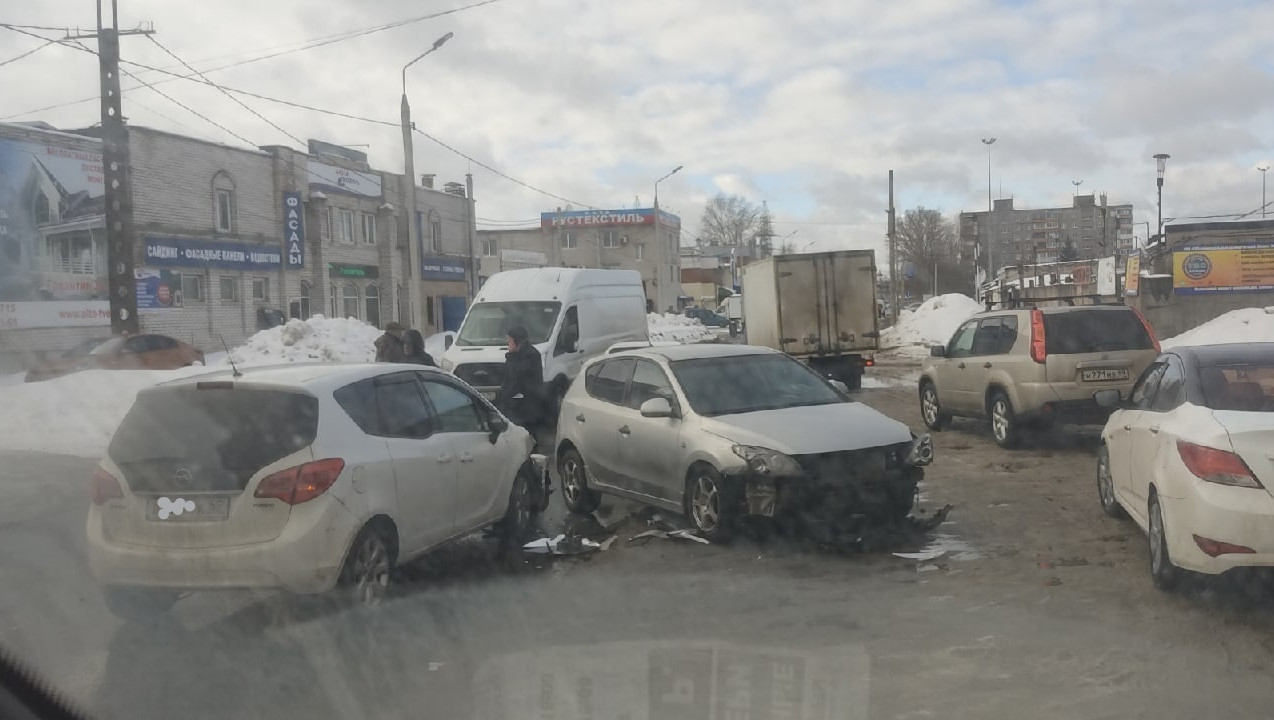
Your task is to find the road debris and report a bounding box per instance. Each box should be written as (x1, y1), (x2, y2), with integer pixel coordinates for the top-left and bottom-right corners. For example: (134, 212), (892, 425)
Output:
(627, 528), (711, 546)
(522, 533), (616, 556)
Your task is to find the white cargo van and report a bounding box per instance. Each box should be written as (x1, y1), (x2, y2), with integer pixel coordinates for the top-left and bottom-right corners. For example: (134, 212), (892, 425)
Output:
(441, 268), (648, 403)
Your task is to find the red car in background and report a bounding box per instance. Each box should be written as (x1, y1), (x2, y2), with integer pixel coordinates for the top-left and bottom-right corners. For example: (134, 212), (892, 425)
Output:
(25, 334), (204, 383)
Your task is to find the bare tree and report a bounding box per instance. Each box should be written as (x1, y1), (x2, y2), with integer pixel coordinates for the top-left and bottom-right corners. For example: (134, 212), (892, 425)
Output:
(896, 207), (962, 295)
(697, 193), (761, 248)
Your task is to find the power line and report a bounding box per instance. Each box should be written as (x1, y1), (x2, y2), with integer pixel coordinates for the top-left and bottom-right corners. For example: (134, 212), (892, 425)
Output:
(0, 22), (70, 32)
(0, 37), (55, 67)
(146, 35), (304, 148)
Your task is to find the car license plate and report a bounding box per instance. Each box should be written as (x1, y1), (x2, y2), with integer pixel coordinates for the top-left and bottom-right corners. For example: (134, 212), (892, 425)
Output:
(1082, 368), (1129, 382)
(146, 495), (231, 522)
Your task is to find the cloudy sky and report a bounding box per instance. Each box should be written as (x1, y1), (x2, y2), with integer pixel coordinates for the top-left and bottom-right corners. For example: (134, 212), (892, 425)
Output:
(3, 0), (1272, 259)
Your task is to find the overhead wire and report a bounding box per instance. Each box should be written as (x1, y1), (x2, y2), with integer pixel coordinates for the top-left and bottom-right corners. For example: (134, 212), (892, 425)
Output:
(0, 37), (55, 67)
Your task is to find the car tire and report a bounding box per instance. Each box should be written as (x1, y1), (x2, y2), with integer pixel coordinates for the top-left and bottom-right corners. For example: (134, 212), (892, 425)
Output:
(101, 586), (179, 623)
(919, 381), (950, 431)
(559, 448), (600, 515)
(988, 391), (1021, 448)
(1096, 446), (1125, 519)
(1148, 491), (1180, 591)
(499, 462), (540, 547)
(684, 465), (736, 543)
(338, 523), (395, 608)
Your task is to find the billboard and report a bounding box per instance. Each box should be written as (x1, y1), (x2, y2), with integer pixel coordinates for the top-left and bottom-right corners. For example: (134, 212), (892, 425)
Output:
(144, 237), (282, 271)
(540, 208), (681, 229)
(0, 134), (106, 302)
(135, 269), (183, 309)
(306, 161), (381, 198)
(1097, 256), (1117, 296)
(1124, 252), (1140, 296)
(0, 300), (110, 329)
(1173, 243), (1274, 294)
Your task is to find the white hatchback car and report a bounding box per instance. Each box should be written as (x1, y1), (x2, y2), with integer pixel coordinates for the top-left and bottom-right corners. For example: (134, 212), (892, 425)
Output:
(88, 363), (541, 619)
(1096, 343), (1274, 589)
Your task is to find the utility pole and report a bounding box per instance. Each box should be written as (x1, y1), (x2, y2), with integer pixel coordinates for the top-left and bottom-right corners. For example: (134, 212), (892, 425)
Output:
(67, 1), (153, 335)
(887, 170), (897, 326)
(465, 173), (476, 299)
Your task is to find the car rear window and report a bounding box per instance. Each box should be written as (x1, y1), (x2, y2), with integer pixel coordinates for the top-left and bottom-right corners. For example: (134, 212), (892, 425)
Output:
(1042, 309), (1153, 354)
(1199, 364), (1274, 412)
(108, 387), (319, 492)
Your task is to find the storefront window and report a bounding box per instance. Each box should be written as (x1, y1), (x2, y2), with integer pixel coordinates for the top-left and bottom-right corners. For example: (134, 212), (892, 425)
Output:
(365, 284), (381, 328)
(299, 281), (311, 320)
(342, 283), (359, 319)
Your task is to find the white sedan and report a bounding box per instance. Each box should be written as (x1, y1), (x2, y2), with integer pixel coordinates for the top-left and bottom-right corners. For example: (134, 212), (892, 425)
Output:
(88, 363), (543, 619)
(1096, 343), (1274, 589)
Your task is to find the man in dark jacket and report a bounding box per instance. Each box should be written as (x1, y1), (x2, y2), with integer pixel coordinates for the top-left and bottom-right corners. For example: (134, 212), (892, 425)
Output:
(400, 329), (437, 366)
(496, 325), (544, 432)
(374, 322), (405, 362)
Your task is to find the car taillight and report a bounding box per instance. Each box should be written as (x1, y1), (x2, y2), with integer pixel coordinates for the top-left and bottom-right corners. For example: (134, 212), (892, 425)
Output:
(1130, 306), (1161, 353)
(91, 467), (123, 505)
(254, 458), (345, 505)
(1029, 309), (1046, 363)
(1176, 441), (1262, 488)
(864, 356), (875, 367)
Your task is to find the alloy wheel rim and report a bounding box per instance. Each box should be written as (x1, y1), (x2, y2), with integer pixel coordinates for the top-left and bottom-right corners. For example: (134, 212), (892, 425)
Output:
(354, 536), (389, 607)
(922, 389), (938, 424)
(992, 401), (1009, 440)
(691, 475), (720, 531)
(562, 458), (582, 505)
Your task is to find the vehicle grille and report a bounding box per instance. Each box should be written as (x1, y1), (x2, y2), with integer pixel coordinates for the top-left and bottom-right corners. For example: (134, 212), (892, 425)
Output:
(793, 442), (913, 482)
(454, 362), (504, 387)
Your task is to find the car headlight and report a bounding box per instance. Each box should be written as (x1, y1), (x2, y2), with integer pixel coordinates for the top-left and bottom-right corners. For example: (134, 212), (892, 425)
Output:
(905, 433), (935, 467)
(732, 445), (803, 476)
(441, 358), (455, 372)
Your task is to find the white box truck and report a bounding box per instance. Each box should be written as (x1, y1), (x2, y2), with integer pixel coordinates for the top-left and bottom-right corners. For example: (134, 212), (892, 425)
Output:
(741, 250), (879, 389)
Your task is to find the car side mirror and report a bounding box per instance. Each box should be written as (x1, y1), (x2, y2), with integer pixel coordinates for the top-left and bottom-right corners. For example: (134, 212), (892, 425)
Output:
(639, 397), (675, 418)
(444, 335), (454, 350)
(829, 379), (849, 394)
(1093, 389), (1124, 409)
(488, 415), (509, 443)
(930, 345), (947, 358)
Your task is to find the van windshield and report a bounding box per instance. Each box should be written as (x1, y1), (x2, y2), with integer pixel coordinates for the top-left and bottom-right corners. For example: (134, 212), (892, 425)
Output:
(456, 301), (562, 346)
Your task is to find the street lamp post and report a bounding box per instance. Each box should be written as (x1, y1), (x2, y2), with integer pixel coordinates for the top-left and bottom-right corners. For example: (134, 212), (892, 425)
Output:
(1072, 179), (1083, 197)
(1154, 153), (1170, 243)
(400, 31), (453, 328)
(654, 165), (682, 311)
(1258, 165), (1269, 219)
(981, 137), (996, 280)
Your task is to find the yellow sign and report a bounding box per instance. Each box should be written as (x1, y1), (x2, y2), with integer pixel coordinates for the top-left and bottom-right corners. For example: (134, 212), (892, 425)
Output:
(1173, 244), (1274, 294)
(1124, 253), (1140, 296)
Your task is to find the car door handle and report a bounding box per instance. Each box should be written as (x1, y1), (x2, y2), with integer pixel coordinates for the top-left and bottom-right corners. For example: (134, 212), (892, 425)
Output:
(957, 362), (966, 369)
(575, 414), (586, 423)
(1149, 425), (1160, 434)
(618, 425), (631, 436)
(436, 454), (453, 464)
(458, 453), (474, 463)
(983, 362), (993, 369)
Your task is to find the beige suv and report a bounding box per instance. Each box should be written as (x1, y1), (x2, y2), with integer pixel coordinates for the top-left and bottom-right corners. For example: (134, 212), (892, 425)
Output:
(918, 305), (1160, 447)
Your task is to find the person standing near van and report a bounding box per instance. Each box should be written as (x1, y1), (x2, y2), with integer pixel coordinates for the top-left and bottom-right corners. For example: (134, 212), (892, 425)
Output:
(496, 325), (545, 433)
(400, 329), (437, 366)
(375, 322), (405, 362)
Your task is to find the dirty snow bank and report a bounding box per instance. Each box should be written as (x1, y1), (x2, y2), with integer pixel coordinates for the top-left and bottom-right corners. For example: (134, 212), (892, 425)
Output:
(879, 294), (982, 359)
(648, 313), (716, 343)
(227, 315), (382, 365)
(1161, 306), (1274, 349)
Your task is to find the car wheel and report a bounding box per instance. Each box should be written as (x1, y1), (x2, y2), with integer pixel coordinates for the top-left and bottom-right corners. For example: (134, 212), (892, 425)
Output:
(919, 381), (950, 431)
(338, 524), (395, 608)
(559, 448), (600, 514)
(1096, 446), (1125, 518)
(101, 586), (179, 623)
(1148, 491), (1180, 591)
(989, 391), (1021, 448)
(685, 465), (735, 543)
(499, 463), (538, 547)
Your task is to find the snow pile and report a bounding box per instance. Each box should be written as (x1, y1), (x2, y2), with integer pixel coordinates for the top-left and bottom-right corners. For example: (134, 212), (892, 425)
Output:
(227, 315), (382, 365)
(880, 294), (982, 358)
(1161, 306), (1274, 349)
(647, 313), (716, 343)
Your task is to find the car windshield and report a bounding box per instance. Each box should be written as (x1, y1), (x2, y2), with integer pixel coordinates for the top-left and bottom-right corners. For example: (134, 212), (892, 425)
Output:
(1199, 364), (1274, 412)
(455, 301), (561, 346)
(1043, 310), (1154, 354)
(670, 353), (842, 416)
(87, 337), (124, 355)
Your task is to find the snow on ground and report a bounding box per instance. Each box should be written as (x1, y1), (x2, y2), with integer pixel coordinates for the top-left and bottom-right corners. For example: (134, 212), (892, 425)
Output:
(647, 313), (716, 343)
(1161, 306), (1274, 349)
(227, 315), (382, 365)
(879, 294), (982, 360)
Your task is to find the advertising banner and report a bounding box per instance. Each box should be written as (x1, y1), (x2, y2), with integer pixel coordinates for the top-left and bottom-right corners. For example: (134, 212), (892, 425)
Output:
(0, 300), (110, 329)
(144, 237), (282, 270)
(283, 191), (304, 268)
(540, 208), (680, 229)
(1124, 252), (1140, 296)
(1097, 256), (1117, 296)
(135, 269), (183, 309)
(421, 256), (467, 281)
(0, 134), (105, 302)
(1173, 243), (1274, 294)
(306, 161), (381, 198)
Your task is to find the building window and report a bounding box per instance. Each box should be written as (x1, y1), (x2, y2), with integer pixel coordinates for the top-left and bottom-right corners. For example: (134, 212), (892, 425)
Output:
(561, 232), (577, 249)
(429, 211), (442, 252)
(339, 210), (355, 243)
(215, 189), (234, 233)
(426, 296), (435, 326)
(220, 276), (238, 303)
(601, 231), (620, 249)
(45, 232), (95, 274)
(329, 283), (337, 317)
(299, 281), (311, 319)
(324, 206), (334, 240)
(481, 237), (498, 257)
(635, 243), (645, 261)
(182, 274), (203, 302)
(361, 212), (376, 245)
(365, 284), (381, 328)
(252, 277), (268, 301)
(342, 283), (359, 319)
